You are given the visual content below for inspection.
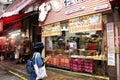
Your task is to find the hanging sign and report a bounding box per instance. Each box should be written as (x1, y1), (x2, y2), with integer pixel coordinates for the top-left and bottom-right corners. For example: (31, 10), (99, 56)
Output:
(0, 20), (3, 32)
(108, 54), (115, 66)
(42, 22), (61, 37)
(68, 13), (102, 33)
(106, 22), (115, 66)
(106, 22), (115, 54)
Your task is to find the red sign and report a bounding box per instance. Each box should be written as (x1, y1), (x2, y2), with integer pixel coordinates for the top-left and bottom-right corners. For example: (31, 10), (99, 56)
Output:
(0, 20), (3, 32)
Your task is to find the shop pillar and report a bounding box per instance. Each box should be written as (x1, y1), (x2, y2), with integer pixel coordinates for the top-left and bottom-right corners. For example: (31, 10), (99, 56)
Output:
(108, 6), (120, 80)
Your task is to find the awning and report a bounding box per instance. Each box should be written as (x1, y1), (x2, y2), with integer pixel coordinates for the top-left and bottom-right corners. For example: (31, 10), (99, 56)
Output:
(2, 14), (26, 26)
(1, 0), (33, 17)
(0, 13), (26, 35)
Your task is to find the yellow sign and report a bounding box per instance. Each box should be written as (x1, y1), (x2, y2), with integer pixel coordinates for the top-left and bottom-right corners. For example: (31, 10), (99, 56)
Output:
(68, 13), (102, 33)
(42, 22), (61, 37)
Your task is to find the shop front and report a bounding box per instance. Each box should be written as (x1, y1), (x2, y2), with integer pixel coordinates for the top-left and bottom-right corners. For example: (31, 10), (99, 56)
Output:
(0, 13), (31, 62)
(38, 0), (113, 79)
(42, 13), (109, 77)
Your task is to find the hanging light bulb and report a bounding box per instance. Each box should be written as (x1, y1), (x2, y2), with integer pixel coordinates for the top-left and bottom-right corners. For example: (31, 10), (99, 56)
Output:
(22, 33), (25, 37)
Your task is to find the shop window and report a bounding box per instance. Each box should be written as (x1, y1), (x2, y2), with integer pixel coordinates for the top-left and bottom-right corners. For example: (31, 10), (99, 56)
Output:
(45, 29), (103, 56)
(44, 19), (109, 76)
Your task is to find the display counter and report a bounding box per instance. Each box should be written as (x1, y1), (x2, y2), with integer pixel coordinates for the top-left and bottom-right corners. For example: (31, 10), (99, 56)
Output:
(46, 53), (108, 76)
(71, 55), (107, 61)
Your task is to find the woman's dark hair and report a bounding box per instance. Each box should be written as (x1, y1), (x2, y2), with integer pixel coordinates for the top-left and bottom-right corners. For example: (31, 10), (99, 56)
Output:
(33, 42), (44, 53)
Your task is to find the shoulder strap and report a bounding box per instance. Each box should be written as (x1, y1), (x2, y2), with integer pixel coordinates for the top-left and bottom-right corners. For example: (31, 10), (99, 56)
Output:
(34, 52), (37, 64)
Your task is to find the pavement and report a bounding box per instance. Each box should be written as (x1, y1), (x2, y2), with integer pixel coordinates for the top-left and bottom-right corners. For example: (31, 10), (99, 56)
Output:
(0, 60), (109, 80)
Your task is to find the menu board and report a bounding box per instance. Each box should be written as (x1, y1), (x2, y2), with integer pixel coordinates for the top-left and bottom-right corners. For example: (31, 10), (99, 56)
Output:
(68, 13), (102, 33)
(42, 22), (61, 37)
(106, 22), (115, 66)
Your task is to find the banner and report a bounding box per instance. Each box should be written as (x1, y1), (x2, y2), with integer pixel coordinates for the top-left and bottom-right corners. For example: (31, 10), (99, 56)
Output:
(42, 22), (61, 37)
(68, 13), (102, 33)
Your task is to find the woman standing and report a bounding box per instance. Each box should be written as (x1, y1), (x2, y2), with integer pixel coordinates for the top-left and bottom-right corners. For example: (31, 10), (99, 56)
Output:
(30, 42), (50, 80)
(14, 47), (19, 64)
(65, 40), (70, 50)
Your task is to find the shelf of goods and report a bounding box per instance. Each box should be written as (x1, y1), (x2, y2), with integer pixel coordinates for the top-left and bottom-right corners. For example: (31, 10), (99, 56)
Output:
(46, 53), (107, 75)
(46, 54), (70, 69)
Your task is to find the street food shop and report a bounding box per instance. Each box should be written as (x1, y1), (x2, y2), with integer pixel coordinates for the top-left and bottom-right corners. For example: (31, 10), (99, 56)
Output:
(38, 0), (118, 79)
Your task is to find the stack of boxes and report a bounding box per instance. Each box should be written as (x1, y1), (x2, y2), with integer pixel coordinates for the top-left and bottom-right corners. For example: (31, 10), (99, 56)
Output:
(46, 54), (53, 65)
(59, 55), (70, 68)
(50, 55), (59, 66)
(70, 58), (93, 73)
(83, 59), (93, 73)
(70, 58), (84, 72)
(46, 54), (70, 68)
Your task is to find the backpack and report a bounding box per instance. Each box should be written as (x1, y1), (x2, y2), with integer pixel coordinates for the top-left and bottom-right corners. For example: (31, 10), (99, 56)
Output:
(26, 59), (34, 74)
